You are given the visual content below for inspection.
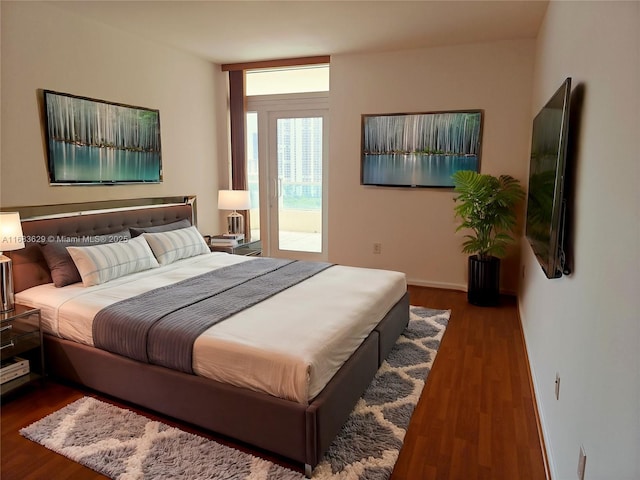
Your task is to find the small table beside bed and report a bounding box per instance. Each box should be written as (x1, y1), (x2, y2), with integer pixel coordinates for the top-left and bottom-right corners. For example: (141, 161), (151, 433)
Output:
(9, 198), (409, 477)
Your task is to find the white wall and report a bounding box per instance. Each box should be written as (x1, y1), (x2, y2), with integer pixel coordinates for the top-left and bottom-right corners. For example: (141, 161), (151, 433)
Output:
(520, 2), (640, 479)
(0, 1), (227, 234)
(328, 40), (535, 293)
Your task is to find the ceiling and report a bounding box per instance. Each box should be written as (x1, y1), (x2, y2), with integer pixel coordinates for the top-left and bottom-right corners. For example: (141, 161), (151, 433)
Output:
(50, 0), (549, 65)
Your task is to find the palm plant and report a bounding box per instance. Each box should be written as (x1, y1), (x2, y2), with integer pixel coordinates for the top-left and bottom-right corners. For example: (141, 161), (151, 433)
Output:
(452, 170), (525, 260)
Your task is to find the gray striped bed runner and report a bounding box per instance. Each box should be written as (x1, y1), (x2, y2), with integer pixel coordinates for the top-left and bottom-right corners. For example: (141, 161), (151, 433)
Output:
(93, 258), (332, 373)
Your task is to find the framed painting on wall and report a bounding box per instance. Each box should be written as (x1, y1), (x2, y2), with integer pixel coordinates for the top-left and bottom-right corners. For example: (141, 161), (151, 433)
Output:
(43, 90), (162, 185)
(361, 110), (483, 188)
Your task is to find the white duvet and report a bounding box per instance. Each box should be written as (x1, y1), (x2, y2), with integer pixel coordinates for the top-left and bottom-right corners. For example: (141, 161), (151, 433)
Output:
(16, 252), (406, 404)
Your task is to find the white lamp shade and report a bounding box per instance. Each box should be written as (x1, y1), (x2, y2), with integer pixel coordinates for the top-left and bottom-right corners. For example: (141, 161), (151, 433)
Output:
(218, 190), (251, 210)
(0, 212), (24, 251)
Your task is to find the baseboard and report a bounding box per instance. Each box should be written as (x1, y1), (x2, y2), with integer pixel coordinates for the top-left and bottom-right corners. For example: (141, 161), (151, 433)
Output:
(406, 278), (466, 291)
(406, 278), (517, 297)
(516, 300), (553, 480)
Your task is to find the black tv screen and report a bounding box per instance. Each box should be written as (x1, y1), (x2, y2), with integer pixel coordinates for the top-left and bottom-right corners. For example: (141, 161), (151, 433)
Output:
(43, 90), (162, 184)
(525, 78), (571, 278)
(361, 110), (483, 188)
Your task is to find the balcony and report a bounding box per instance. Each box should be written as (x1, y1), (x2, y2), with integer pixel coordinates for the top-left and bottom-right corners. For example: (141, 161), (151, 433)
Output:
(250, 207), (321, 254)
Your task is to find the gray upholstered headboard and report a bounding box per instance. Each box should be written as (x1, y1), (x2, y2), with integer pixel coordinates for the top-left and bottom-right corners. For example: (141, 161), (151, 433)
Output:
(8, 198), (195, 293)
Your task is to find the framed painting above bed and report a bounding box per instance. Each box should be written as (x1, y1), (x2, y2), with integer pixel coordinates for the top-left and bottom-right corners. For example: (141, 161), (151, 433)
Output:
(42, 90), (163, 185)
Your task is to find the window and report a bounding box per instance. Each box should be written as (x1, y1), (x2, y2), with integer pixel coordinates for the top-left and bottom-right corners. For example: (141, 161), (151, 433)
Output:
(245, 65), (329, 96)
(244, 66), (329, 259)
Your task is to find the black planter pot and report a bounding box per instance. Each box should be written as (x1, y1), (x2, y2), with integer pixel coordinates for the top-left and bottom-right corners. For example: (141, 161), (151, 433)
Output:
(467, 255), (500, 306)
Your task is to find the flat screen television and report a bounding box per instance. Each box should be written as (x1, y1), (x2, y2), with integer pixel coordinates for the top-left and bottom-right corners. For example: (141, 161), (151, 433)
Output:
(361, 110), (483, 188)
(525, 78), (572, 278)
(43, 90), (162, 185)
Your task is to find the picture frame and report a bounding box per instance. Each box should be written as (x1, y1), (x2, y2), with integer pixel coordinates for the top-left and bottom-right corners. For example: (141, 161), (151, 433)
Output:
(361, 110), (483, 188)
(43, 90), (162, 185)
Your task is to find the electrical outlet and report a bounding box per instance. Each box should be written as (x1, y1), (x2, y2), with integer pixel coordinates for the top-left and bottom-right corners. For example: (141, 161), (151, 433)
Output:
(577, 445), (586, 480)
(373, 243), (382, 254)
(555, 372), (560, 400)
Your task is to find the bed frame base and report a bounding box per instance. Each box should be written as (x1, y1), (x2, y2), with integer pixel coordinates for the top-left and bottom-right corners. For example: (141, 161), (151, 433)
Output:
(44, 292), (409, 474)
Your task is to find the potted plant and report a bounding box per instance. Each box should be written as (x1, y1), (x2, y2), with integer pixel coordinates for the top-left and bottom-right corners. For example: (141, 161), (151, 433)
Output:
(452, 170), (525, 306)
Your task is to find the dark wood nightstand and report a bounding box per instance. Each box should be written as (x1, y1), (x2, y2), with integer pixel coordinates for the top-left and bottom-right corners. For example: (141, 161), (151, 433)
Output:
(0, 304), (43, 399)
(209, 238), (262, 256)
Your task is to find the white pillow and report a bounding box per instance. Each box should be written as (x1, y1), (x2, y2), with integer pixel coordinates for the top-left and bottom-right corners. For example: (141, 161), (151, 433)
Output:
(67, 235), (159, 287)
(143, 226), (210, 265)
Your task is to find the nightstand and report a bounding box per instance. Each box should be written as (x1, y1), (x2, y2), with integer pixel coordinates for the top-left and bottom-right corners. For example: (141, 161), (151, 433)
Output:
(0, 304), (43, 399)
(209, 238), (262, 256)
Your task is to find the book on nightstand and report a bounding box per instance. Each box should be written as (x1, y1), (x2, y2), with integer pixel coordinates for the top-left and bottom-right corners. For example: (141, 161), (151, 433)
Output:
(222, 233), (244, 241)
(1, 357), (30, 384)
(209, 235), (239, 246)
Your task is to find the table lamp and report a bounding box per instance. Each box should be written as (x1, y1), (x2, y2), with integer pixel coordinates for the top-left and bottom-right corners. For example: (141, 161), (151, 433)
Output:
(0, 212), (25, 312)
(218, 190), (251, 236)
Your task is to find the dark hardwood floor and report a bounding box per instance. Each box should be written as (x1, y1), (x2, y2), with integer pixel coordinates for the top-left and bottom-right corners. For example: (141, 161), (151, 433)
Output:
(393, 286), (548, 480)
(0, 286), (547, 479)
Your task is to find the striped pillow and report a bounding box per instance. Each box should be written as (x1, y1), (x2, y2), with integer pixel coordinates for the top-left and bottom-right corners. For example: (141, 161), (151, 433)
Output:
(143, 226), (210, 265)
(67, 236), (159, 287)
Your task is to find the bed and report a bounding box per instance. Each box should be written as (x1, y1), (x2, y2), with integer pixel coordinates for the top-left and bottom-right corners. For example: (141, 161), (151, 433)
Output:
(9, 197), (409, 477)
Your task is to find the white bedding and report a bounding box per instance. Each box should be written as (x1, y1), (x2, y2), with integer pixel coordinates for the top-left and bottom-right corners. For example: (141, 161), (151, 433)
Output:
(16, 252), (406, 404)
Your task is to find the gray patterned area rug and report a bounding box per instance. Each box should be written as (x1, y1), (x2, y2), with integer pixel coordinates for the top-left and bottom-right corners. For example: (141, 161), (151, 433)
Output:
(20, 306), (449, 480)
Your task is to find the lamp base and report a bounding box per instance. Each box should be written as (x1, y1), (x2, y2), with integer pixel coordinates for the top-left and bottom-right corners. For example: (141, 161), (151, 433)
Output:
(227, 211), (245, 235)
(0, 255), (15, 313)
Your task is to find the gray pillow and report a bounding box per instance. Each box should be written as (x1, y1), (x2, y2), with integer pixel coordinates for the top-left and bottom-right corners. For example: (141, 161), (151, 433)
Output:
(129, 218), (191, 237)
(40, 230), (131, 288)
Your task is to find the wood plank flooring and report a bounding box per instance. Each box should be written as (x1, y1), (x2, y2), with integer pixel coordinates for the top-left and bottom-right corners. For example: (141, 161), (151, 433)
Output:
(393, 286), (548, 480)
(0, 286), (547, 479)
